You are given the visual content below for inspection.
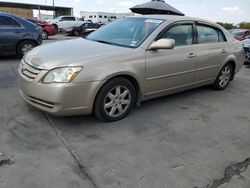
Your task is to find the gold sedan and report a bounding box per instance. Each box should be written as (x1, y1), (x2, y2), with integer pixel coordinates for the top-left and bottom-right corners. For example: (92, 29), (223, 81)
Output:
(18, 15), (244, 122)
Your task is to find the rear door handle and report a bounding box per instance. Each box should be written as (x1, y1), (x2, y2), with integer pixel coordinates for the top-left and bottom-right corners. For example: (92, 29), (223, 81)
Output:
(221, 49), (227, 53)
(188, 53), (196, 58)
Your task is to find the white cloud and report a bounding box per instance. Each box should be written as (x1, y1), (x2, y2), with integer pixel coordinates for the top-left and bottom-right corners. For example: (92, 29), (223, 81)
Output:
(118, 1), (136, 7)
(221, 6), (245, 15)
(96, 0), (104, 4)
(74, 0), (82, 3)
(221, 6), (239, 12)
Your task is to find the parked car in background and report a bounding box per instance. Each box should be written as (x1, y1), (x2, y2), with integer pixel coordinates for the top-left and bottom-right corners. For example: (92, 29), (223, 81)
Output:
(243, 35), (250, 66)
(27, 19), (57, 40)
(19, 15), (244, 122)
(229, 29), (250, 41)
(45, 16), (79, 32)
(0, 12), (42, 58)
(66, 22), (101, 36)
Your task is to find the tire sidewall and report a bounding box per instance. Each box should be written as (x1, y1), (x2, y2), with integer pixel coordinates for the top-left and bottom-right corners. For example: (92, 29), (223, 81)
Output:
(73, 30), (80, 36)
(17, 41), (36, 59)
(213, 63), (233, 90)
(94, 78), (136, 122)
(42, 31), (48, 40)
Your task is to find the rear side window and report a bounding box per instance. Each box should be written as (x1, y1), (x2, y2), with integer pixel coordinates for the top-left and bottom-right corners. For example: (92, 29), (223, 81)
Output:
(244, 31), (250, 36)
(61, 17), (76, 21)
(160, 24), (193, 46)
(0, 16), (22, 28)
(197, 25), (226, 44)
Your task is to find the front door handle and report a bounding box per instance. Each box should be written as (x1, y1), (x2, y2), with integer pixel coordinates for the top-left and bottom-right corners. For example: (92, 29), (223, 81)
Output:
(188, 53), (196, 58)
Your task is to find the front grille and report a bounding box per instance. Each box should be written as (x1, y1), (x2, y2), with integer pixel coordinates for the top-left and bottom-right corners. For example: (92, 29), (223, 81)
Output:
(20, 60), (42, 81)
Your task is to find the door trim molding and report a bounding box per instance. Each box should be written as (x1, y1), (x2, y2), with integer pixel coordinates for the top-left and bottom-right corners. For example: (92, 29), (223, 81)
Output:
(146, 64), (220, 81)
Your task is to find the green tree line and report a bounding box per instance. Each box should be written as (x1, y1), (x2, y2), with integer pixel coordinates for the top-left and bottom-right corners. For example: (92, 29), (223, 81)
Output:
(217, 22), (250, 30)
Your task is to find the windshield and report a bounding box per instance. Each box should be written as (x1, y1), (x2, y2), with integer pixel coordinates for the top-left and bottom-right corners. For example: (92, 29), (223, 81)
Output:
(87, 17), (163, 48)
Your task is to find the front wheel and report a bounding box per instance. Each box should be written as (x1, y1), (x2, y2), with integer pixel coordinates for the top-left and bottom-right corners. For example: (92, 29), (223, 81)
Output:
(73, 30), (80, 36)
(94, 78), (136, 122)
(17, 41), (36, 59)
(212, 63), (233, 90)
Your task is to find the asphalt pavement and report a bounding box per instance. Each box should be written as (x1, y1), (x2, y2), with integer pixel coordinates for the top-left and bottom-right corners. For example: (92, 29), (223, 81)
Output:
(0, 35), (250, 188)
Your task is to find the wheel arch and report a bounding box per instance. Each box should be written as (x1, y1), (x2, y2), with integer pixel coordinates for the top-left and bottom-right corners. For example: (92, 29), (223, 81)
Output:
(52, 24), (58, 32)
(224, 60), (236, 80)
(16, 39), (38, 55)
(93, 73), (143, 112)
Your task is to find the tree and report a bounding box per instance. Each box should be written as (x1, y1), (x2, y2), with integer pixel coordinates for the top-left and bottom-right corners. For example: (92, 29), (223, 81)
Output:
(216, 22), (236, 30)
(238, 22), (250, 29)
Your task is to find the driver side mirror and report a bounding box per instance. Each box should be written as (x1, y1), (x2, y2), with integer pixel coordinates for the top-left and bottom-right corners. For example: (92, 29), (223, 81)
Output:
(149, 39), (175, 50)
(59, 19), (62, 22)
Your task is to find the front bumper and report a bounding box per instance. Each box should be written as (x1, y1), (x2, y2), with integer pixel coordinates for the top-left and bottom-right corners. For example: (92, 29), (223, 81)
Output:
(18, 65), (103, 116)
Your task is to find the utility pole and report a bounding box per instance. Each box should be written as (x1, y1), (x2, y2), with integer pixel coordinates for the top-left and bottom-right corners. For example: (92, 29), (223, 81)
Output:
(52, 0), (55, 18)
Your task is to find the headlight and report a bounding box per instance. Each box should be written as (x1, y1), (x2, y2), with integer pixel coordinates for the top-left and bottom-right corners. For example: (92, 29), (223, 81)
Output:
(43, 67), (82, 83)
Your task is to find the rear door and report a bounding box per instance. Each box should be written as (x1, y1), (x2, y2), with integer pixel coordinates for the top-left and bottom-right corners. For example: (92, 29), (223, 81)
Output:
(0, 15), (24, 55)
(194, 23), (228, 82)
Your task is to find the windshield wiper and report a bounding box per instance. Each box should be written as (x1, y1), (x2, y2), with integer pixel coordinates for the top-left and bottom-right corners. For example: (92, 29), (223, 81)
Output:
(93, 39), (113, 45)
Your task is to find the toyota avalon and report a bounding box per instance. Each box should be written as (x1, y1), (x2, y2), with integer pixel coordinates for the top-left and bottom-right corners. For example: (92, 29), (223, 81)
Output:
(18, 15), (244, 122)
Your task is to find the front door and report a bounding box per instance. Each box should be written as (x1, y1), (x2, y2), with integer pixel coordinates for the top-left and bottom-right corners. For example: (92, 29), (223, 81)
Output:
(145, 22), (197, 97)
(0, 15), (23, 55)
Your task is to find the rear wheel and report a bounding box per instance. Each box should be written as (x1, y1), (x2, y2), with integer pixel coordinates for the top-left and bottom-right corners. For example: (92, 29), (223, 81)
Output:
(212, 63), (233, 90)
(42, 31), (48, 40)
(73, 30), (80, 36)
(94, 78), (136, 122)
(53, 24), (58, 33)
(17, 41), (36, 59)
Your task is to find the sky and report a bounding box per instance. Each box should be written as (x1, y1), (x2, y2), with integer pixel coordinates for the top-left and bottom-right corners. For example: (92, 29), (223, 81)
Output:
(1, 0), (250, 24)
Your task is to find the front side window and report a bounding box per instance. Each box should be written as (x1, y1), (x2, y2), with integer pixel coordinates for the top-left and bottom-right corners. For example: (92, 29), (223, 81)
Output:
(0, 16), (21, 28)
(87, 18), (163, 48)
(62, 17), (76, 21)
(160, 24), (193, 46)
(197, 25), (226, 44)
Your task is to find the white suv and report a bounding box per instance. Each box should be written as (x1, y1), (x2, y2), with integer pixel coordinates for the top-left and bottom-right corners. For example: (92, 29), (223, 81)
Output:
(45, 16), (79, 32)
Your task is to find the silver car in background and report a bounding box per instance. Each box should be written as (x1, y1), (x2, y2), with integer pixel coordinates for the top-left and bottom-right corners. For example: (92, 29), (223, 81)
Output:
(18, 15), (244, 122)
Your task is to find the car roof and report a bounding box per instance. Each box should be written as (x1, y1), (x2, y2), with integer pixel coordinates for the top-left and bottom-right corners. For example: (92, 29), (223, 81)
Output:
(130, 14), (218, 25)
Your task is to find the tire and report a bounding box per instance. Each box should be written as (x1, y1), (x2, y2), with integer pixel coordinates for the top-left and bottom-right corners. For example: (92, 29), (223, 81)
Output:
(17, 40), (36, 59)
(53, 24), (58, 33)
(42, 31), (48, 40)
(73, 30), (80, 36)
(212, 63), (233, 90)
(94, 77), (136, 122)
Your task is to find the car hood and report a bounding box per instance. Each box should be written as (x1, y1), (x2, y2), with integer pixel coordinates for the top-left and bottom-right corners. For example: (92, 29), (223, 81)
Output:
(25, 38), (135, 70)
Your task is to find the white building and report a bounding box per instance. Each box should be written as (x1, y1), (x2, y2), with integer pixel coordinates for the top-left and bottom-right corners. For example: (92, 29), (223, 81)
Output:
(80, 11), (135, 23)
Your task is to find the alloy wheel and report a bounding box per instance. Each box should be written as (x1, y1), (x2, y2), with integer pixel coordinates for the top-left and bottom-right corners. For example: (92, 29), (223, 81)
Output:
(42, 31), (48, 40)
(218, 65), (231, 88)
(21, 44), (34, 55)
(104, 86), (131, 118)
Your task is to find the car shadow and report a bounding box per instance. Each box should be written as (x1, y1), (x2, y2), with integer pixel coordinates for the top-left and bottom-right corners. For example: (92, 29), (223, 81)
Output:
(48, 85), (213, 128)
(0, 55), (19, 60)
